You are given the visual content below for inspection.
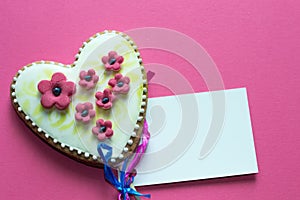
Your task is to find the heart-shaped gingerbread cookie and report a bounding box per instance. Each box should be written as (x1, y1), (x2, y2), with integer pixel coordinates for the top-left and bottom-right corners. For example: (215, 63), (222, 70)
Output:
(10, 30), (147, 168)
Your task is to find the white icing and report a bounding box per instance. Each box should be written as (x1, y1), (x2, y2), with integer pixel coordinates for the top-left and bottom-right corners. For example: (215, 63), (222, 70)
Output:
(13, 31), (147, 162)
(127, 139), (133, 145)
(13, 30), (146, 162)
(131, 132), (137, 137)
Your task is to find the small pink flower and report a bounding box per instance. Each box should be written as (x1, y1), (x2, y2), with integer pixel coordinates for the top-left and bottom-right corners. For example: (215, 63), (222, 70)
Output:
(38, 72), (76, 110)
(101, 51), (124, 71)
(92, 119), (114, 141)
(75, 102), (96, 123)
(78, 69), (99, 90)
(108, 73), (130, 94)
(95, 89), (115, 109)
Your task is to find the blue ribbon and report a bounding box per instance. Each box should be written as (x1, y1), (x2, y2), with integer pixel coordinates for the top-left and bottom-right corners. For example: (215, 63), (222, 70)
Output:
(97, 143), (151, 200)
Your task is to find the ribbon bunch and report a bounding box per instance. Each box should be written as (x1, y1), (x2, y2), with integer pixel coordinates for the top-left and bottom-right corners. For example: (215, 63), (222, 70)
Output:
(97, 120), (151, 200)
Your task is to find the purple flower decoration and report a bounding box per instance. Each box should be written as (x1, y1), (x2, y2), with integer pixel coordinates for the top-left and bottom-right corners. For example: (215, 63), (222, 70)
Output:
(75, 102), (96, 123)
(108, 73), (130, 94)
(95, 89), (115, 109)
(92, 119), (114, 141)
(101, 51), (124, 71)
(79, 69), (99, 90)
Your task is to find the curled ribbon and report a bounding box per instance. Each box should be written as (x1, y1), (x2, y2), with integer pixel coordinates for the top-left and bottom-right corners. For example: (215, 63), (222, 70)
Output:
(97, 120), (151, 200)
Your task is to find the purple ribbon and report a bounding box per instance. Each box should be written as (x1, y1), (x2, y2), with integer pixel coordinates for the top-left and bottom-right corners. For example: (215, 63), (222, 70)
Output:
(126, 120), (150, 179)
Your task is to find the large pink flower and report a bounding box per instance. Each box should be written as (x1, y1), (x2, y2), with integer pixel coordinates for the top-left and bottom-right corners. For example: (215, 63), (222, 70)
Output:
(95, 89), (115, 109)
(38, 72), (76, 110)
(78, 69), (99, 90)
(75, 102), (95, 123)
(92, 119), (114, 141)
(108, 73), (130, 94)
(101, 51), (124, 71)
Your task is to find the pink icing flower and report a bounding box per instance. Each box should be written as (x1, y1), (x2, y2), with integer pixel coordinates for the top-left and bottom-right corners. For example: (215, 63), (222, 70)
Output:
(38, 72), (76, 110)
(95, 89), (115, 109)
(75, 102), (96, 123)
(108, 73), (130, 94)
(92, 119), (114, 141)
(78, 69), (99, 90)
(101, 51), (124, 71)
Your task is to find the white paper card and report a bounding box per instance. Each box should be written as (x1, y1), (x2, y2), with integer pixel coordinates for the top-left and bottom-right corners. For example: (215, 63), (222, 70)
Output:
(135, 88), (258, 186)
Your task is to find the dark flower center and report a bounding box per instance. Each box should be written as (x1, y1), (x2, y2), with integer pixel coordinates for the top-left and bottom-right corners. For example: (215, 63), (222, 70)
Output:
(99, 125), (107, 133)
(52, 87), (62, 97)
(102, 97), (109, 104)
(81, 109), (89, 117)
(117, 81), (124, 87)
(108, 58), (116, 65)
(84, 75), (92, 82)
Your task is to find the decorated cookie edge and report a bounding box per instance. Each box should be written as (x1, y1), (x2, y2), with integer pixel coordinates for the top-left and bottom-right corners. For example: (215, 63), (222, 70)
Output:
(10, 30), (148, 168)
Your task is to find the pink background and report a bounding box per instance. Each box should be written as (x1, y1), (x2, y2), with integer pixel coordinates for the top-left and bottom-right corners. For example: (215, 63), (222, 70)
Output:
(1, 0), (299, 199)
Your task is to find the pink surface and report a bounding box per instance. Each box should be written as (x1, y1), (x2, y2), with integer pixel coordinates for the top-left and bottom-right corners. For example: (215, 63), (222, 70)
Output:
(1, 0), (299, 199)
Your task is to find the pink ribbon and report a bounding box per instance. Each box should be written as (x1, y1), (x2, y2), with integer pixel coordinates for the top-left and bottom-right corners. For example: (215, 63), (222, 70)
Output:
(116, 119), (151, 200)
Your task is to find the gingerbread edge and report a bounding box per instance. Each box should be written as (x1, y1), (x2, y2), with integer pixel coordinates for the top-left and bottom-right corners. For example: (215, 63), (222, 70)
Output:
(10, 30), (148, 168)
